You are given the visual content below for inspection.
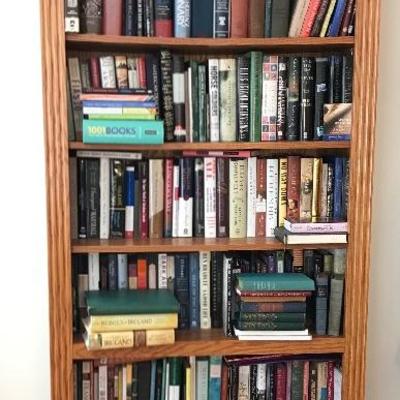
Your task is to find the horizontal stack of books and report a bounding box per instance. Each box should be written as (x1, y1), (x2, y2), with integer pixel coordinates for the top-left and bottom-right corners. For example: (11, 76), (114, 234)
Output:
(67, 52), (353, 143)
(234, 273), (315, 340)
(65, 0), (356, 39)
(71, 154), (349, 242)
(80, 90), (164, 144)
(74, 354), (342, 399)
(83, 289), (179, 350)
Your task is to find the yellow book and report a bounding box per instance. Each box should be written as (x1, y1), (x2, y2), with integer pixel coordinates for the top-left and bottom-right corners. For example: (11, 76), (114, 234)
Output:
(186, 364), (191, 400)
(312, 158), (322, 220)
(123, 107), (157, 115)
(84, 313), (178, 333)
(278, 158), (288, 226)
(320, 0), (338, 37)
(83, 331), (134, 350)
(118, 367), (123, 400)
(145, 329), (175, 346)
(126, 364), (132, 400)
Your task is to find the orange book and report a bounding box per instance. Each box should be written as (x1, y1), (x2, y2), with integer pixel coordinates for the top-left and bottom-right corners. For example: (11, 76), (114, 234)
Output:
(300, 0), (322, 37)
(137, 258), (147, 289)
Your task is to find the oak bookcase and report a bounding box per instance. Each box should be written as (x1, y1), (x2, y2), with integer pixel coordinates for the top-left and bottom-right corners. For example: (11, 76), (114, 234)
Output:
(40, 1), (381, 399)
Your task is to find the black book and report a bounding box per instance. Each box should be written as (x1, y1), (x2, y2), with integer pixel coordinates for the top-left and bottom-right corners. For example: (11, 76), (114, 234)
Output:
(194, 158), (205, 237)
(125, 0), (137, 35)
(108, 254), (118, 290)
(198, 64), (208, 142)
(110, 159), (125, 238)
(137, 361), (152, 399)
(284, 251), (294, 273)
(329, 55), (343, 103)
(286, 57), (301, 141)
(179, 157), (194, 237)
(137, 0), (144, 36)
(249, 364), (257, 399)
(214, 0), (230, 38)
(172, 55), (186, 142)
(154, 360), (164, 400)
(314, 57), (329, 140)
(315, 272), (329, 335)
(85, 158), (100, 238)
(191, 0), (213, 37)
(144, 0), (154, 36)
(271, 0), (290, 37)
(300, 57), (315, 141)
(160, 50), (175, 141)
(174, 254), (190, 329)
(146, 53), (162, 117)
(99, 254), (108, 290)
(342, 53), (353, 103)
(237, 54), (250, 141)
(78, 158), (87, 239)
(216, 158), (229, 237)
(189, 60), (199, 142)
(277, 56), (288, 141)
(211, 252), (223, 328)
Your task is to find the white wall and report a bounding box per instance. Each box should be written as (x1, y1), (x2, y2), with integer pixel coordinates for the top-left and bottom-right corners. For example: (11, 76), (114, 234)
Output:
(366, 0), (400, 398)
(0, 1), (50, 399)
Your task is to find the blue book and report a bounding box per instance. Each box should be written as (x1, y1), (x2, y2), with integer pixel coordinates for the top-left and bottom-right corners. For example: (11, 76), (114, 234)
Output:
(174, 0), (191, 37)
(191, 0), (213, 37)
(82, 100), (157, 108)
(124, 166), (135, 238)
(188, 253), (200, 329)
(149, 360), (157, 400)
(327, 0), (347, 37)
(208, 356), (222, 399)
(83, 120), (164, 144)
(333, 157), (344, 220)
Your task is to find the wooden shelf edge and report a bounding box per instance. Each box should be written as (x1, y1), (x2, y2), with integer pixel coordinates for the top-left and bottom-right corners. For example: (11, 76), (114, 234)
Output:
(72, 331), (345, 361)
(69, 141), (351, 152)
(71, 237), (348, 254)
(66, 34), (354, 50)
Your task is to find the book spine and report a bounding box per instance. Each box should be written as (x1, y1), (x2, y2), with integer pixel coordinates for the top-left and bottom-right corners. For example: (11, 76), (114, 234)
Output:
(148, 256), (157, 288)
(278, 158), (288, 226)
(342, 54), (353, 103)
(230, 0), (248, 38)
(189, 253), (200, 328)
(329, 55), (343, 103)
(340, 0), (355, 36)
(146, 329), (175, 346)
(290, 361), (304, 399)
(248, 0), (265, 37)
(200, 252), (211, 329)
(261, 56), (279, 141)
(124, 0), (137, 36)
(157, 253), (168, 289)
(117, 254), (128, 289)
(249, 52), (263, 142)
(255, 158), (267, 237)
(237, 55), (250, 142)
(239, 301), (307, 313)
(154, 0), (173, 37)
(219, 59), (237, 141)
(177, 158), (194, 237)
(194, 158), (205, 237)
(99, 159), (110, 240)
(124, 166), (135, 239)
(237, 312), (306, 323)
(256, 364), (266, 400)
(146, 53), (162, 115)
(213, 0), (230, 38)
(275, 363), (286, 400)
(299, 158), (314, 222)
(172, 55), (186, 142)
(80, 0), (102, 34)
(109, 160), (125, 238)
(236, 320), (306, 330)
(115, 56), (128, 89)
(196, 359), (210, 400)
(315, 273), (329, 335)
(198, 64), (208, 142)
(139, 161), (149, 239)
(160, 50), (175, 142)
(149, 159), (164, 238)
(320, 0), (338, 37)
(246, 157), (257, 238)
(65, 0), (80, 32)
(103, 0), (123, 35)
(288, 0), (310, 37)
(238, 366), (251, 399)
(300, 0), (322, 37)
(209, 356), (222, 399)
(222, 254), (233, 335)
(229, 159), (247, 238)
(174, 0), (191, 37)
(69, 158), (78, 239)
(333, 158), (344, 220)
(286, 57), (301, 140)
(188, 61), (199, 142)
(276, 57), (288, 141)
(327, 0), (347, 37)
(326, 162), (334, 219)
(216, 158), (229, 238)
(300, 57), (315, 141)
(172, 162), (180, 237)
(311, 158), (322, 220)
(314, 57), (329, 139)
(327, 362), (334, 400)
(310, 0), (330, 36)
(174, 254), (190, 329)
(266, 159), (279, 237)
(88, 253), (100, 290)
(80, 60), (90, 91)
(68, 58), (83, 140)
(286, 156), (301, 221)
(191, 0), (213, 37)
(204, 157), (217, 238)
(137, 257), (147, 289)
(208, 59), (220, 142)
(328, 276), (344, 336)
(264, 0), (273, 37)
(211, 253), (223, 328)
(85, 159), (100, 238)
(99, 56), (117, 89)
(78, 158), (87, 239)
(136, 0), (144, 36)
(164, 158), (174, 237)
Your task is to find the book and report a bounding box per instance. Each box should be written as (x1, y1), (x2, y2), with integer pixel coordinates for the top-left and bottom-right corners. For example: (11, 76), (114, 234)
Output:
(174, 254), (190, 329)
(213, 0), (230, 38)
(231, 0), (248, 37)
(271, 0), (290, 37)
(154, 0), (173, 37)
(284, 219), (348, 233)
(174, 0), (191, 37)
(289, 0), (311, 37)
(314, 57), (330, 139)
(204, 158), (217, 238)
(236, 320), (306, 331)
(278, 158), (288, 226)
(172, 55), (186, 141)
(84, 331), (134, 350)
(236, 312), (306, 323)
(239, 301), (307, 313)
(246, 157), (257, 238)
(266, 158), (279, 237)
(216, 158), (229, 238)
(177, 158), (194, 237)
(327, 0), (347, 36)
(249, 52), (263, 142)
(146, 329), (175, 346)
(277, 57), (288, 140)
(160, 50), (175, 141)
(287, 156), (301, 221)
(191, 0), (213, 37)
(65, 0), (80, 32)
(320, 0), (338, 37)
(229, 159), (247, 238)
(248, 0), (265, 37)
(286, 57), (301, 140)
(274, 226), (347, 245)
(189, 253), (200, 329)
(199, 252), (211, 329)
(237, 55), (250, 141)
(261, 56), (278, 141)
(208, 59), (220, 142)
(208, 356), (222, 398)
(300, 57), (316, 140)
(300, 0), (322, 37)
(323, 103), (352, 140)
(194, 158), (205, 237)
(311, 0), (330, 36)
(80, 0), (102, 34)
(149, 159), (164, 238)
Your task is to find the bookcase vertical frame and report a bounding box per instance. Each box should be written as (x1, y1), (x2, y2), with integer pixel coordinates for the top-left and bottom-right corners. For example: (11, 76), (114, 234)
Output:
(41, 0), (73, 399)
(343, 0), (381, 398)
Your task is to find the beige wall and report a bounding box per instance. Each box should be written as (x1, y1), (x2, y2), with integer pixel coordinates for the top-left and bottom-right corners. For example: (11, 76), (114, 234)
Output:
(366, 0), (400, 398)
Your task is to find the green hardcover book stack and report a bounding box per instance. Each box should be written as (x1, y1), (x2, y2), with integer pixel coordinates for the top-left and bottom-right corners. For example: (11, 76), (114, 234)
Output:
(83, 289), (179, 350)
(234, 273), (315, 340)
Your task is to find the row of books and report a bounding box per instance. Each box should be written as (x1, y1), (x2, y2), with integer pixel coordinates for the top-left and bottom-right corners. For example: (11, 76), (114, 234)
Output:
(73, 249), (347, 339)
(74, 355), (342, 399)
(66, 0), (356, 40)
(67, 52), (353, 143)
(71, 154), (349, 242)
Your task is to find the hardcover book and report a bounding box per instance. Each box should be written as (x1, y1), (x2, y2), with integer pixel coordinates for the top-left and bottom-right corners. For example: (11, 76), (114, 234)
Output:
(323, 103), (352, 140)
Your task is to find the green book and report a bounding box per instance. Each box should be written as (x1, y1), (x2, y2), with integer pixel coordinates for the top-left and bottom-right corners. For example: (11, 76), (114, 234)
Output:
(236, 273), (315, 292)
(249, 51), (263, 142)
(169, 358), (182, 399)
(85, 289), (180, 315)
(235, 320), (306, 331)
(236, 312), (306, 323)
(291, 360), (304, 400)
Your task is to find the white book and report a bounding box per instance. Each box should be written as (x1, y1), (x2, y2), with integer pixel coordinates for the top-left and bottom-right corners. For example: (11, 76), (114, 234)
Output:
(93, 371), (98, 400)
(172, 164), (180, 237)
(88, 253), (100, 290)
(256, 364), (266, 397)
(334, 367), (342, 400)
(266, 158), (279, 237)
(190, 356), (197, 400)
(169, 386), (180, 400)
(288, 0), (310, 37)
(77, 151), (142, 160)
(234, 327), (309, 336)
(196, 359), (209, 400)
(204, 157), (217, 238)
(165, 362), (170, 400)
(99, 158), (110, 239)
(117, 254), (128, 289)
(124, 166), (135, 239)
(167, 255), (175, 291)
(122, 366), (127, 400)
(148, 259), (157, 289)
(82, 362), (91, 400)
(99, 56), (117, 89)
(177, 162), (193, 238)
(127, 57), (139, 89)
(246, 157), (257, 238)
(208, 59), (220, 142)
(82, 106), (122, 115)
(238, 366), (250, 399)
(236, 334), (312, 341)
(158, 253), (168, 289)
(98, 365), (107, 400)
(199, 252), (211, 329)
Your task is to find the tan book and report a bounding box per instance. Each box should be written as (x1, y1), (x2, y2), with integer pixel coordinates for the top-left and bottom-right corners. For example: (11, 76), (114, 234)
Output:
(229, 159), (247, 238)
(115, 55), (128, 89)
(84, 331), (134, 350)
(149, 159), (164, 238)
(146, 329), (175, 346)
(278, 158), (288, 227)
(300, 158), (314, 222)
(312, 158), (322, 220)
(134, 330), (146, 347)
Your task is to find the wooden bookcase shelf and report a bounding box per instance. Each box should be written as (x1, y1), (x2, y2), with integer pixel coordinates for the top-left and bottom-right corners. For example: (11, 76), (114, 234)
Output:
(72, 330), (346, 361)
(72, 238), (348, 254)
(41, 1), (380, 399)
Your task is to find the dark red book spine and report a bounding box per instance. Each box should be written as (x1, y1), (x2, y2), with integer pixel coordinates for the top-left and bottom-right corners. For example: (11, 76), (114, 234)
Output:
(102, 0), (123, 35)
(140, 162), (149, 239)
(220, 363), (229, 400)
(230, 0), (249, 38)
(137, 258), (148, 289)
(256, 158), (266, 237)
(137, 56), (147, 88)
(275, 363), (287, 400)
(303, 361), (310, 400)
(164, 158), (174, 237)
(154, 0), (173, 37)
(286, 156), (301, 221)
(340, 0), (355, 36)
(327, 361), (335, 400)
(239, 291), (312, 297)
(89, 57), (101, 89)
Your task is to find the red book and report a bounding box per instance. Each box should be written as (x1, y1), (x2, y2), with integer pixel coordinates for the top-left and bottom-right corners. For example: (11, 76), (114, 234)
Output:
(236, 290), (312, 297)
(164, 158), (174, 237)
(220, 364), (229, 400)
(300, 0), (322, 37)
(303, 361), (310, 399)
(340, 0), (355, 36)
(89, 57), (101, 89)
(137, 258), (148, 289)
(255, 158), (266, 237)
(286, 156), (301, 221)
(102, 0), (123, 35)
(327, 361), (335, 400)
(231, 0), (249, 38)
(137, 56), (147, 88)
(139, 162), (149, 239)
(275, 363), (287, 400)
(154, 0), (173, 37)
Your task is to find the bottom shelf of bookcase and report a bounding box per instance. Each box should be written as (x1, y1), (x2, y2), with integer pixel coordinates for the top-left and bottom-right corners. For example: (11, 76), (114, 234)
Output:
(72, 330), (345, 361)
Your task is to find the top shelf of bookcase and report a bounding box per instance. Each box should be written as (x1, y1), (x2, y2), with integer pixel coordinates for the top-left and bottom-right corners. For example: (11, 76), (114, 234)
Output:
(66, 34), (354, 53)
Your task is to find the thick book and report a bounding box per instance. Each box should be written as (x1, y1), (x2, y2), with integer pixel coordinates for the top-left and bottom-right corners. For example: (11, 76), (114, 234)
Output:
(82, 119), (164, 144)
(230, 0), (248, 38)
(109, 160), (124, 238)
(198, 64), (208, 142)
(204, 157), (217, 238)
(209, 357), (222, 399)
(248, 0), (265, 37)
(287, 156), (301, 221)
(160, 50), (175, 141)
(83, 331), (134, 350)
(177, 158), (194, 237)
(208, 59), (220, 142)
(314, 57), (329, 139)
(68, 57), (83, 140)
(194, 158), (205, 237)
(229, 159), (247, 238)
(188, 253), (200, 329)
(266, 159), (279, 237)
(174, 0), (191, 37)
(286, 57), (301, 140)
(65, 0), (80, 32)
(85, 159), (100, 238)
(214, 0), (230, 38)
(274, 226), (347, 245)
(278, 158), (288, 227)
(249, 52), (263, 142)
(315, 272), (329, 335)
(300, 57), (316, 140)
(284, 218), (348, 233)
(329, 55), (343, 103)
(149, 159), (164, 238)
(216, 158), (229, 237)
(342, 54), (353, 103)
(277, 57), (288, 140)
(271, 0), (290, 37)
(239, 301), (307, 313)
(102, 0), (123, 35)
(236, 320), (306, 331)
(191, 0), (213, 37)
(211, 253), (223, 328)
(236, 312), (306, 323)
(255, 158), (266, 237)
(172, 55), (186, 141)
(246, 157), (257, 238)
(154, 0), (173, 37)
(323, 103), (352, 141)
(80, 0), (102, 34)
(299, 157), (313, 222)
(164, 158), (174, 237)
(174, 254), (190, 329)
(340, 0), (355, 36)
(237, 54), (250, 141)
(124, 0), (137, 36)
(200, 252), (212, 329)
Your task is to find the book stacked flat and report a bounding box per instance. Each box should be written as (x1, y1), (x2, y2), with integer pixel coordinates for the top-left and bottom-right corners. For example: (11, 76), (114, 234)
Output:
(234, 273), (315, 341)
(83, 289), (179, 350)
(81, 91), (164, 144)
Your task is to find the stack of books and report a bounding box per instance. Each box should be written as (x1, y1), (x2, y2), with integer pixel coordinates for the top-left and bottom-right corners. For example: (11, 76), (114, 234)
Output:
(80, 90), (164, 144)
(233, 273), (315, 341)
(83, 289), (179, 350)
